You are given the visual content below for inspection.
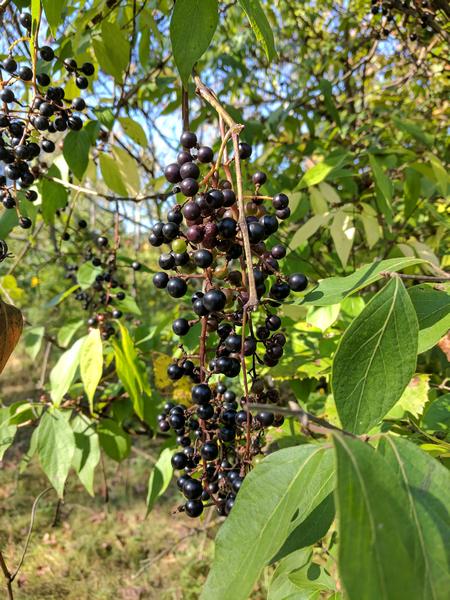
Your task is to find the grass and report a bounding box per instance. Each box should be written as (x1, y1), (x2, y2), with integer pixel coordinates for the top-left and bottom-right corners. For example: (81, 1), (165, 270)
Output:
(0, 445), (216, 599)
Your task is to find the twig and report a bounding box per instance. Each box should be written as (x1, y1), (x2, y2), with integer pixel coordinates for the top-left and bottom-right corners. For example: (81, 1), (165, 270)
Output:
(0, 551), (14, 600)
(9, 487), (53, 584)
(194, 75), (258, 311)
(381, 271), (450, 283)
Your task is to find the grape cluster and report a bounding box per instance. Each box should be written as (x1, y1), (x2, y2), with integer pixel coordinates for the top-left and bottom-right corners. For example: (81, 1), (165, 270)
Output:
(151, 130), (308, 518)
(0, 12), (94, 232)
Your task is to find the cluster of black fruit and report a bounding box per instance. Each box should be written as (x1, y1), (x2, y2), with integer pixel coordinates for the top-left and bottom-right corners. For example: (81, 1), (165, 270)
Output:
(61, 221), (141, 340)
(369, 0), (439, 40)
(152, 130), (308, 518)
(0, 11), (94, 233)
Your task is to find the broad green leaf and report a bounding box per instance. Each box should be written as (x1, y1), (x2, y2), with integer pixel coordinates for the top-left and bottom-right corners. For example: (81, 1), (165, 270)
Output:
(93, 21), (130, 82)
(0, 208), (18, 238)
(99, 152), (128, 196)
(201, 445), (334, 600)
(42, 0), (66, 34)
(63, 129), (91, 180)
(332, 278), (418, 433)
(319, 79), (341, 126)
(50, 337), (86, 406)
(268, 549), (312, 600)
(23, 325), (44, 360)
(170, 0), (219, 86)
(422, 394), (450, 434)
(379, 436), (450, 600)
(306, 304), (340, 331)
(270, 494), (335, 564)
(289, 213), (331, 250)
(71, 414), (100, 496)
(288, 560), (336, 596)
(77, 262), (102, 290)
(302, 257), (426, 306)
(297, 154), (347, 189)
(330, 206), (355, 268)
(119, 117), (147, 147)
(39, 176), (68, 225)
(80, 329), (103, 413)
(57, 319), (84, 348)
(38, 409), (75, 497)
(146, 447), (174, 514)
(309, 187), (328, 215)
(386, 374), (429, 420)
(0, 407), (17, 460)
(97, 419), (131, 462)
(113, 294), (141, 316)
(408, 284), (450, 353)
(238, 0), (277, 61)
(358, 202), (382, 249)
(333, 435), (426, 600)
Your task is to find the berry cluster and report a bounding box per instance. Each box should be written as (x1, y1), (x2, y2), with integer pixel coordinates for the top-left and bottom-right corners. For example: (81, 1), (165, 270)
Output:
(369, 0), (440, 40)
(60, 222), (141, 340)
(152, 130), (308, 518)
(0, 12), (94, 233)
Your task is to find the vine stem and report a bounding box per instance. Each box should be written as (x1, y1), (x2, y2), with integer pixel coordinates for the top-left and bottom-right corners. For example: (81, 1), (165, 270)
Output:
(194, 75), (258, 311)
(0, 552), (13, 600)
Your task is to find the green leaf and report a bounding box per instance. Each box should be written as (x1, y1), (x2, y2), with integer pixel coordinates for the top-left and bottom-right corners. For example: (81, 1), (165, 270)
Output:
(408, 284), (450, 353)
(42, 0), (66, 34)
(93, 21), (130, 83)
(302, 257), (426, 306)
(378, 436), (450, 600)
(80, 329), (103, 413)
(386, 374), (430, 420)
(297, 154), (347, 190)
(0, 407), (17, 460)
(38, 409), (75, 497)
(332, 278), (418, 433)
(146, 447), (174, 514)
(23, 325), (45, 360)
(99, 152), (128, 196)
(170, 0), (219, 86)
(112, 323), (151, 420)
(39, 177), (68, 225)
(422, 394), (450, 433)
(71, 414), (100, 496)
(289, 213), (331, 250)
(268, 549), (313, 600)
(57, 318), (84, 348)
(369, 155), (393, 219)
(63, 129), (91, 180)
(201, 445), (334, 600)
(45, 284), (80, 307)
(97, 419), (131, 462)
(238, 0), (277, 61)
(113, 294), (141, 316)
(392, 116), (434, 148)
(333, 435), (426, 600)
(50, 337), (86, 406)
(77, 262), (102, 290)
(119, 117), (147, 147)
(306, 304), (340, 331)
(270, 494), (335, 563)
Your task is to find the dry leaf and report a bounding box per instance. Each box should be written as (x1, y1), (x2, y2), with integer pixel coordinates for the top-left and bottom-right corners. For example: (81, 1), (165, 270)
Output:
(0, 297), (23, 374)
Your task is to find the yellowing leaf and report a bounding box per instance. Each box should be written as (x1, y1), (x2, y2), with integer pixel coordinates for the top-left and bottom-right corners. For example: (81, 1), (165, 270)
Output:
(80, 329), (103, 413)
(330, 206), (355, 268)
(359, 202), (382, 249)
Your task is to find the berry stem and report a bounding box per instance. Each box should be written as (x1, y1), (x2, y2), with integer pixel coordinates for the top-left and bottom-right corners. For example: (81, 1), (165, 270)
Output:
(194, 75), (258, 311)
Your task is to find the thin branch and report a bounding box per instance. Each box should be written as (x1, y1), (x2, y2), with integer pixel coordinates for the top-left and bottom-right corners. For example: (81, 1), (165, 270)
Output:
(381, 271), (450, 283)
(0, 551), (14, 600)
